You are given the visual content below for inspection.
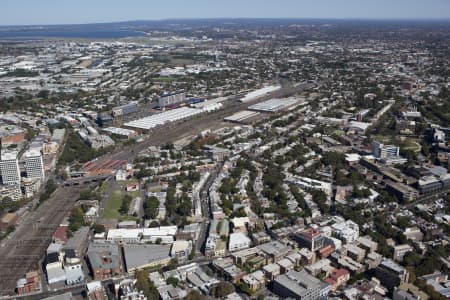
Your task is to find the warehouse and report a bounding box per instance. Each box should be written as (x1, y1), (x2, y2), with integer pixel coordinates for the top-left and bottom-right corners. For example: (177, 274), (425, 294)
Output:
(124, 107), (204, 133)
(106, 226), (178, 244)
(112, 102), (138, 118)
(102, 127), (137, 139)
(240, 85), (281, 103)
(224, 110), (260, 124)
(123, 244), (171, 273)
(248, 98), (300, 113)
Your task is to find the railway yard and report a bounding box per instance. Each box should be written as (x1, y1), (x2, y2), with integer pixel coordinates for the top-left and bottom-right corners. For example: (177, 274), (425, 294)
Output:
(0, 187), (83, 295)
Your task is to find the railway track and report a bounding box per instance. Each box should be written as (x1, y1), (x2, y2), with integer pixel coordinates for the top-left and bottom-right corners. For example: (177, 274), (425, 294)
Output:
(0, 186), (82, 295)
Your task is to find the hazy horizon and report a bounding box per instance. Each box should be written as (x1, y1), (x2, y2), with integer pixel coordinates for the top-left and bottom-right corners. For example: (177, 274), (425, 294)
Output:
(3, 0), (450, 26)
(2, 17), (450, 28)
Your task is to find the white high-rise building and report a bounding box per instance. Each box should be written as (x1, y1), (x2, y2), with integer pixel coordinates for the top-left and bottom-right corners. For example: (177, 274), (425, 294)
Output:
(372, 141), (400, 159)
(0, 151), (21, 185)
(24, 150), (45, 181)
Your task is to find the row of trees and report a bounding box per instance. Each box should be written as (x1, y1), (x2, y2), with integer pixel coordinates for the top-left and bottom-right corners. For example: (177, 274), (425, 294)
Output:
(119, 194), (133, 215)
(165, 182), (193, 224)
(144, 196), (159, 219)
(68, 206), (86, 233)
(58, 131), (110, 166)
(39, 179), (57, 204)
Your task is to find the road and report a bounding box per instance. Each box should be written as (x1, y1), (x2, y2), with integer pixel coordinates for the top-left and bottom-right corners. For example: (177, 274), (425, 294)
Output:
(195, 166), (221, 256)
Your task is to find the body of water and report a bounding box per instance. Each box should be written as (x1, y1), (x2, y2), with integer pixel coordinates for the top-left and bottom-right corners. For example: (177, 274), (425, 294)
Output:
(0, 29), (147, 40)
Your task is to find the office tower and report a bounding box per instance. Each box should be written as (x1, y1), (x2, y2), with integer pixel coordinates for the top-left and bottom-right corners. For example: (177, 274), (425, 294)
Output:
(24, 149), (45, 181)
(372, 141), (400, 159)
(0, 151), (21, 185)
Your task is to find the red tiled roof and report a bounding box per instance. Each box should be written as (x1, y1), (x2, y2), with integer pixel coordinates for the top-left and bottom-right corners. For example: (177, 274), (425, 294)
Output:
(330, 268), (350, 279)
(300, 228), (321, 239)
(53, 226), (68, 242)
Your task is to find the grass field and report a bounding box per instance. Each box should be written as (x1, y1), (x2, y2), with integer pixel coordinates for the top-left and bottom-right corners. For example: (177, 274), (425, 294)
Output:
(400, 140), (421, 153)
(371, 135), (422, 153)
(168, 55), (195, 66)
(103, 191), (123, 219)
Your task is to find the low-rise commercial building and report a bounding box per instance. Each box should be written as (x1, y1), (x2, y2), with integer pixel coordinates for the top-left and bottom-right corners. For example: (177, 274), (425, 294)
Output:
(123, 244), (171, 273)
(374, 259), (410, 290)
(229, 232), (251, 252)
(393, 244), (413, 262)
(87, 243), (122, 280)
(272, 269), (330, 300)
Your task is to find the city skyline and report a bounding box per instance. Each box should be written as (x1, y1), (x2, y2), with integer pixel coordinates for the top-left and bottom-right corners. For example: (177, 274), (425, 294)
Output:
(2, 0), (450, 26)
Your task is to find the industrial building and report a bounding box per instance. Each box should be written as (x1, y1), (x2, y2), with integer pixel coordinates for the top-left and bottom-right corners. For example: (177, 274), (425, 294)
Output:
(417, 174), (450, 195)
(124, 107), (203, 133)
(248, 98), (300, 113)
(158, 92), (186, 109)
(224, 110), (261, 124)
(96, 112), (113, 127)
(102, 127), (137, 139)
(240, 85), (281, 103)
(123, 244), (171, 273)
(384, 180), (419, 203)
(106, 226), (178, 244)
(112, 102), (138, 118)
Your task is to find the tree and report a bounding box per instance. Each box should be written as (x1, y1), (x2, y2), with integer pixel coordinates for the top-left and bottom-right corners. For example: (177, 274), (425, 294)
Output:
(149, 221), (160, 228)
(166, 277), (179, 287)
(396, 216), (411, 229)
(185, 290), (205, 300)
(166, 184), (177, 217)
(176, 192), (192, 217)
(311, 190), (329, 214)
(58, 131), (100, 165)
(135, 270), (159, 299)
(25, 128), (37, 141)
(210, 281), (235, 298)
(68, 206), (86, 233)
(321, 151), (345, 169)
(144, 196), (160, 219)
(403, 251), (422, 267)
(39, 179), (58, 204)
(119, 194), (133, 215)
(232, 207), (247, 218)
(93, 224), (105, 234)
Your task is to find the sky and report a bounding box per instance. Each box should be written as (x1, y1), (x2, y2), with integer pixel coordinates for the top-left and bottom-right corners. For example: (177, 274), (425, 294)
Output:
(2, 0), (450, 26)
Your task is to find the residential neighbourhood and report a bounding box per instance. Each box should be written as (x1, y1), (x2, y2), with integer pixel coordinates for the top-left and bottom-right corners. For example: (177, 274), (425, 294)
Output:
(0, 12), (449, 300)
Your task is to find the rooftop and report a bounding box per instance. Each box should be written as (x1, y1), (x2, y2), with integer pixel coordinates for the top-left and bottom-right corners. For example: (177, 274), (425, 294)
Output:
(274, 269), (329, 297)
(1, 151), (18, 161)
(123, 244), (171, 271)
